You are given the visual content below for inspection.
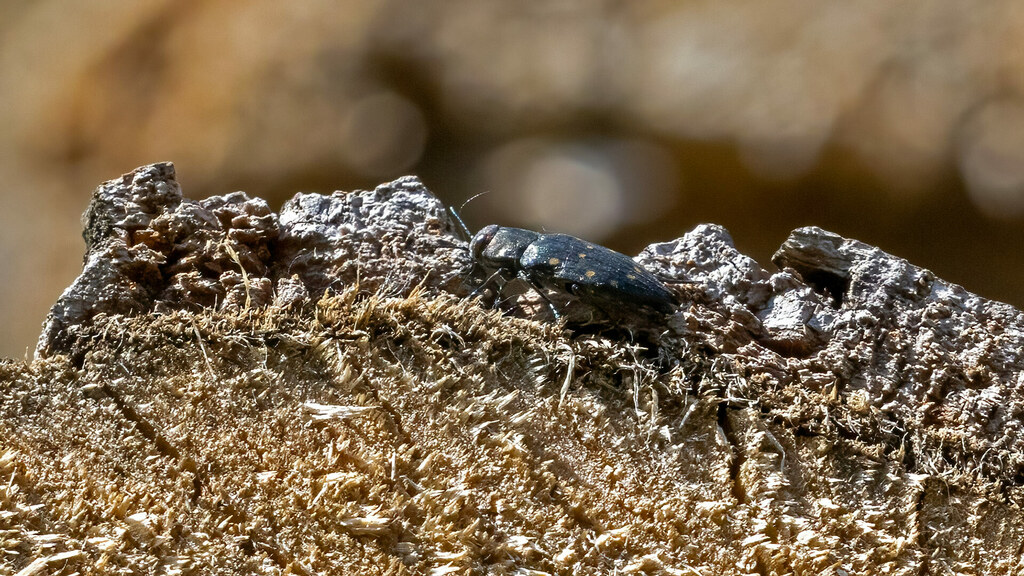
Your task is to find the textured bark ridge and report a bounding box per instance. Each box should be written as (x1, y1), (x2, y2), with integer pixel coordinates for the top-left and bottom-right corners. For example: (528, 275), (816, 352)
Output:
(8, 163), (1024, 574)
(773, 227), (1024, 482)
(37, 163), (468, 359)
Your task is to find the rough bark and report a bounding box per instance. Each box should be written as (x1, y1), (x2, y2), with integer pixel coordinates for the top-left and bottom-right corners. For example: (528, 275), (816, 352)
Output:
(4, 163), (1023, 575)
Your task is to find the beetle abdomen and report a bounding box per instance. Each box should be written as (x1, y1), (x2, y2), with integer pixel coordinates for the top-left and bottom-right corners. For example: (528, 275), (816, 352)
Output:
(520, 234), (675, 313)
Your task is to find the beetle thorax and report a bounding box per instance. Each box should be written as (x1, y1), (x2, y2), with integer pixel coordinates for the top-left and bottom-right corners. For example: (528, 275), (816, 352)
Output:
(471, 225), (540, 271)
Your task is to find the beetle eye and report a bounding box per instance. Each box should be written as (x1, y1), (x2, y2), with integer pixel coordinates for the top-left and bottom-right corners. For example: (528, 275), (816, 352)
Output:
(470, 224), (498, 259)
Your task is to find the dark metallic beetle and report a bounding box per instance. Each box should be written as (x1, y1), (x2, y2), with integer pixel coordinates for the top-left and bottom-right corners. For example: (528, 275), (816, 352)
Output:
(466, 224), (676, 325)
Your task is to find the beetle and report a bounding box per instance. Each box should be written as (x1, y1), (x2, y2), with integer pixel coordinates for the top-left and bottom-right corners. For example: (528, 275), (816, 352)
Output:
(464, 223), (676, 326)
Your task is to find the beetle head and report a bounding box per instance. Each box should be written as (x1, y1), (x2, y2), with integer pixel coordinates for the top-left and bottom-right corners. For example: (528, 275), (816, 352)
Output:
(470, 224), (499, 261)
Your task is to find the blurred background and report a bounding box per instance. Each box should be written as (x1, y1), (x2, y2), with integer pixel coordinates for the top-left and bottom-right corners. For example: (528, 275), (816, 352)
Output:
(2, 1), (1024, 358)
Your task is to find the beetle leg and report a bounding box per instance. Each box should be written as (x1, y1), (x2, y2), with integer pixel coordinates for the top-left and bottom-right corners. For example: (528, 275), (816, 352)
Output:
(470, 269), (506, 300)
(518, 270), (563, 322)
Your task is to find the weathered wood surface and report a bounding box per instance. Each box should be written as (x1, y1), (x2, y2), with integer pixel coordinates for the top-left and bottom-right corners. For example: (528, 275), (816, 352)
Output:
(5, 163), (1023, 575)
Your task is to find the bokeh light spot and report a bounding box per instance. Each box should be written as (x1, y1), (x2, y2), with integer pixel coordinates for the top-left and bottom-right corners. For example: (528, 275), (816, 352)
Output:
(957, 98), (1024, 219)
(476, 138), (678, 241)
(340, 91), (427, 178)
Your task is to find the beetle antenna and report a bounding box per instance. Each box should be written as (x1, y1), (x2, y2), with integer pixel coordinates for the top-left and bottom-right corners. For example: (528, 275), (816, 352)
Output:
(448, 206), (472, 240)
(449, 191), (490, 240)
(459, 191), (490, 214)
